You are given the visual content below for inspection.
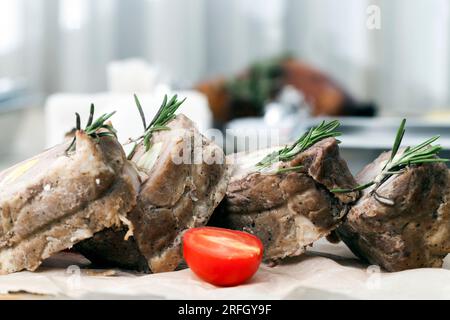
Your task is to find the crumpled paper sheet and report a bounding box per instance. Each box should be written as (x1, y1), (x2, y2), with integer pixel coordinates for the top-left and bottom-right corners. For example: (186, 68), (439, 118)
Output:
(1, 239), (450, 300)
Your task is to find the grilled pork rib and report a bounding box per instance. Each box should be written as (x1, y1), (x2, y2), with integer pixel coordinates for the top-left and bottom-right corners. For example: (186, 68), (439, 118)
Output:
(217, 138), (359, 261)
(0, 131), (139, 274)
(77, 115), (230, 272)
(338, 150), (450, 271)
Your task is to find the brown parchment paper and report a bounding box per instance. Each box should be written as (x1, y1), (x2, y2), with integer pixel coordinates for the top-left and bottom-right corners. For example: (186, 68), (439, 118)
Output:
(0, 240), (449, 300)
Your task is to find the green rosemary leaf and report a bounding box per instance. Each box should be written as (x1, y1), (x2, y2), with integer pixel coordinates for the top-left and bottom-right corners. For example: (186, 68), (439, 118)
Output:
(149, 126), (170, 132)
(96, 132), (116, 138)
(65, 104), (117, 153)
(334, 119), (449, 204)
(407, 158), (450, 164)
(385, 170), (406, 175)
(86, 104), (94, 127)
(130, 94), (186, 153)
(271, 165), (304, 175)
(66, 137), (76, 154)
(147, 95), (168, 130)
(402, 136), (440, 156)
(389, 118), (406, 163)
(256, 120), (341, 169)
(100, 124), (117, 137)
(86, 111), (116, 135)
(127, 142), (138, 160)
(143, 132), (152, 150)
(134, 94), (146, 130)
(75, 113), (81, 131)
(331, 181), (376, 194)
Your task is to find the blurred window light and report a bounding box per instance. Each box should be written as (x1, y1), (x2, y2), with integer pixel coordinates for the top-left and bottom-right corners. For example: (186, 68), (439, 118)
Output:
(0, 0), (23, 54)
(59, 0), (89, 31)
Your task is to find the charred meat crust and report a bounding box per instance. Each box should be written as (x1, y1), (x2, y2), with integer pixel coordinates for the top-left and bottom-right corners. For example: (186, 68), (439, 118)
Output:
(74, 228), (149, 272)
(226, 171), (342, 229)
(338, 150), (450, 271)
(290, 138), (359, 204)
(221, 137), (358, 261)
(129, 134), (230, 273)
(0, 132), (140, 274)
(0, 132), (119, 243)
(77, 114), (230, 273)
(223, 173), (345, 260)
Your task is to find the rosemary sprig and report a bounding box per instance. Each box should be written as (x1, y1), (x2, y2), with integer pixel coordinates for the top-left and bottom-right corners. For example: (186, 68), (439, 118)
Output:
(331, 119), (449, 204)
(271, 165), (304, 175)
(256, 120), (341, 169)
(127, 94), (186, 159)
(66, 103), (117, 153)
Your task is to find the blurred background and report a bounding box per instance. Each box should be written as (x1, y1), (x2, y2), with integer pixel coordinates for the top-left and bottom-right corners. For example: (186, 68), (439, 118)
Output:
(1, 0), (450, 172)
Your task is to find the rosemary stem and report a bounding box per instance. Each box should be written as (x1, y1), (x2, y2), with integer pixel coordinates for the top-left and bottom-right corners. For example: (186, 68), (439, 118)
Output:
(128, 94), (186, 156)
(256, 120), (341, 169)
(331, 181), (375, 194)
(332, 118), (448, 207)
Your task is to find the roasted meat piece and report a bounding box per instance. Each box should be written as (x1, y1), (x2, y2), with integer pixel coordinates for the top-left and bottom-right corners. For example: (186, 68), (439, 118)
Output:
(77, 114), (230, 273)
(338, 150), (450, 271)
(216, 137), (359, 261)
(0, 131), (140, 274)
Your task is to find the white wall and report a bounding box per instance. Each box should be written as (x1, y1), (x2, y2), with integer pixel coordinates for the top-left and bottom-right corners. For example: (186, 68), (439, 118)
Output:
(1, 0), (450, 115)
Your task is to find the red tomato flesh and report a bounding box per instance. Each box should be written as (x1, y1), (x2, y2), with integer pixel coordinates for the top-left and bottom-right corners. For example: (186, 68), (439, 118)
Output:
(183, 227), (263, 287)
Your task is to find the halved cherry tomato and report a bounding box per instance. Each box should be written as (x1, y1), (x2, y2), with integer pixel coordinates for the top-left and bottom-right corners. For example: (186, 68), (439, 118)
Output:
(182, 227), (263, 287)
